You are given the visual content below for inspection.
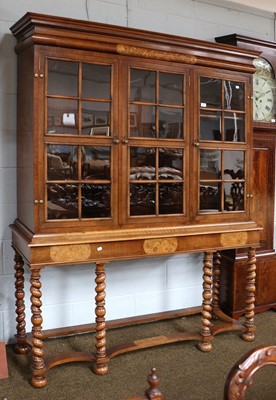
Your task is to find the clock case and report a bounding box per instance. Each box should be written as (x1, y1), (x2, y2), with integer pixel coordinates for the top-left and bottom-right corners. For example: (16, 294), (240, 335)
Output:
(253, 57), (275, 122)
(215, 34), (276, 317)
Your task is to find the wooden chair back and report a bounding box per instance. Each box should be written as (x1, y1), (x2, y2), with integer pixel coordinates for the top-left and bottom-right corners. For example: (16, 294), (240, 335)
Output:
(224, 345), (276, 400)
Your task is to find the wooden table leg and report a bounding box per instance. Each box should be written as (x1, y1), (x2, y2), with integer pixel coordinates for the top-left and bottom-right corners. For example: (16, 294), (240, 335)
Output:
(198, 251), (213, 352)
(241, 247), (256, 342)
(93, 262), (109, 375)
(13, 249), (30, 355)
(30, 268), (47, 388)
(212, 251), (221, 316)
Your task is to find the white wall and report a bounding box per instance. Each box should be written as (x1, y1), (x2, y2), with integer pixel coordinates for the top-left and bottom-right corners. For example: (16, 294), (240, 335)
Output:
(0, 0), (275, 343)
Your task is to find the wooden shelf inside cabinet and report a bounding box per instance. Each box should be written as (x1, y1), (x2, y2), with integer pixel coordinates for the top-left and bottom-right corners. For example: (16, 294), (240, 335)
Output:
(10, 13), (261, 387)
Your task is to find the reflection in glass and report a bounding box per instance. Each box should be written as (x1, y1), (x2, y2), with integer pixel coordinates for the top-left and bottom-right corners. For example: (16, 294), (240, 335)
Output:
(224, 182), (244, 211)
(130, 69), (156, 102)
(130, 147), (155, 180)
(47, 183), (78, 219)
(159, 107), (183, 139)
(224, 81), (244, 111)
(200, 78), (222, 109)
(200, 111), (222, 141)
(159, 183), (183, 214)
(130, 104), (156, 137)
(130, 183), (156, 215)
(200, 182), (221, 212)
(47, 98), (78, 134)
(81, 146), (111, 180)
(81, 101), (110, 135)
(82, 64), (111, 99)
(224, 151), (244, 179)
(224, 113), (245, 142)
(200, 150), (221, 180)
(48, 60), (78, 97)
(159, 148), (183, 180)
(81, 184), (111, 218)
(159, 73), (183, 105)
(47, 145), (76, 180)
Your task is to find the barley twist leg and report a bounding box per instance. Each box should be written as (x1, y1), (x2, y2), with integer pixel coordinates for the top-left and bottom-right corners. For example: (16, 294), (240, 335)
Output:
(93, 262), (108, 375)
(212, 251), (221, 315)
(30, 268), (47, 388)
(241, 247), (256, 342)
(198, 252), (213, 352)
(13, 249), (29, 354)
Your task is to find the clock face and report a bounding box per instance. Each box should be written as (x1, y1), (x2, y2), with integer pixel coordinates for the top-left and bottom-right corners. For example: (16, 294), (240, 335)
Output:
(253, 57), (275, 122)
(253, 77), (274, 121)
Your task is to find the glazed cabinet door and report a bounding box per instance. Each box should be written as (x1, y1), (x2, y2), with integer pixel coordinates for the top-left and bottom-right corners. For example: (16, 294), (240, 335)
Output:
(191, 69), (252, 223)
(35, 48), (119, 233)
(120, 60), (190, 227)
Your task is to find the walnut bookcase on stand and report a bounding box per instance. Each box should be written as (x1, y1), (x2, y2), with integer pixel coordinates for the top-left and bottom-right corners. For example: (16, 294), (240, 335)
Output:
(10, 13), (261, 387)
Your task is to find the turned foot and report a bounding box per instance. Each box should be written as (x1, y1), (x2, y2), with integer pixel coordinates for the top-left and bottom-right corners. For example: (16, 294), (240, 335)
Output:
(31, 375), (48, 388)
(93, 363), (109, 375)
(198, 340), (212, 352)
(14, 342), (30, 355)
(241, 331), (256, 342)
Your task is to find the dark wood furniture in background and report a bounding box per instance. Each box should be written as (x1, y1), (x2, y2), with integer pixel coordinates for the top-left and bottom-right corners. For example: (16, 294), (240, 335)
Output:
(215, 34), (276, 318)
(0, 342), (9, 380)
(10, 14), (261, 387)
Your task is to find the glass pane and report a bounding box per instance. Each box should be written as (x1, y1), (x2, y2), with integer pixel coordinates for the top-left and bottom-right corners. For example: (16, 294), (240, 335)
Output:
(159, 183), (183, 214)
(130, 69), (156, 102)
(130, 183), (156, 215)
(81, 101), (110, 135)
(224, 113), (245, 142)
(48, 60), (78, 97)
(47, 183), (78, 219)
(81, 184), (110, 218)
(200, 111), (222, 141)
(159, 73), (183, 105)
(224, 81), (244, 111)
(82, 64), (111, 99)
(200, 150), (221, 180)
(130, 104), (155, 138)
(47, 145), (76, 180)
(130, 147), (155, 180)
(81, 146), (111, 180)
(224, 151), (244, 179)
(159, 107), (183, 139)
(47, 98), (78, 134)
(200, 78), (222, 109)
(200, 182), (221, 212)
(224, 182), (244, 211)
(159, 148), (183, 180)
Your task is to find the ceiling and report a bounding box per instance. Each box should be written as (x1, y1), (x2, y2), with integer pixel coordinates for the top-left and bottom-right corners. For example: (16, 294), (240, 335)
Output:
(227, 0), (276, 13)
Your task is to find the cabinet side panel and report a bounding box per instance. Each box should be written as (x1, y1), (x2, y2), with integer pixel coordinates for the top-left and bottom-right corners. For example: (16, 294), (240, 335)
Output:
(16, 47), (34, 231)
(252, 140), (275, 252)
